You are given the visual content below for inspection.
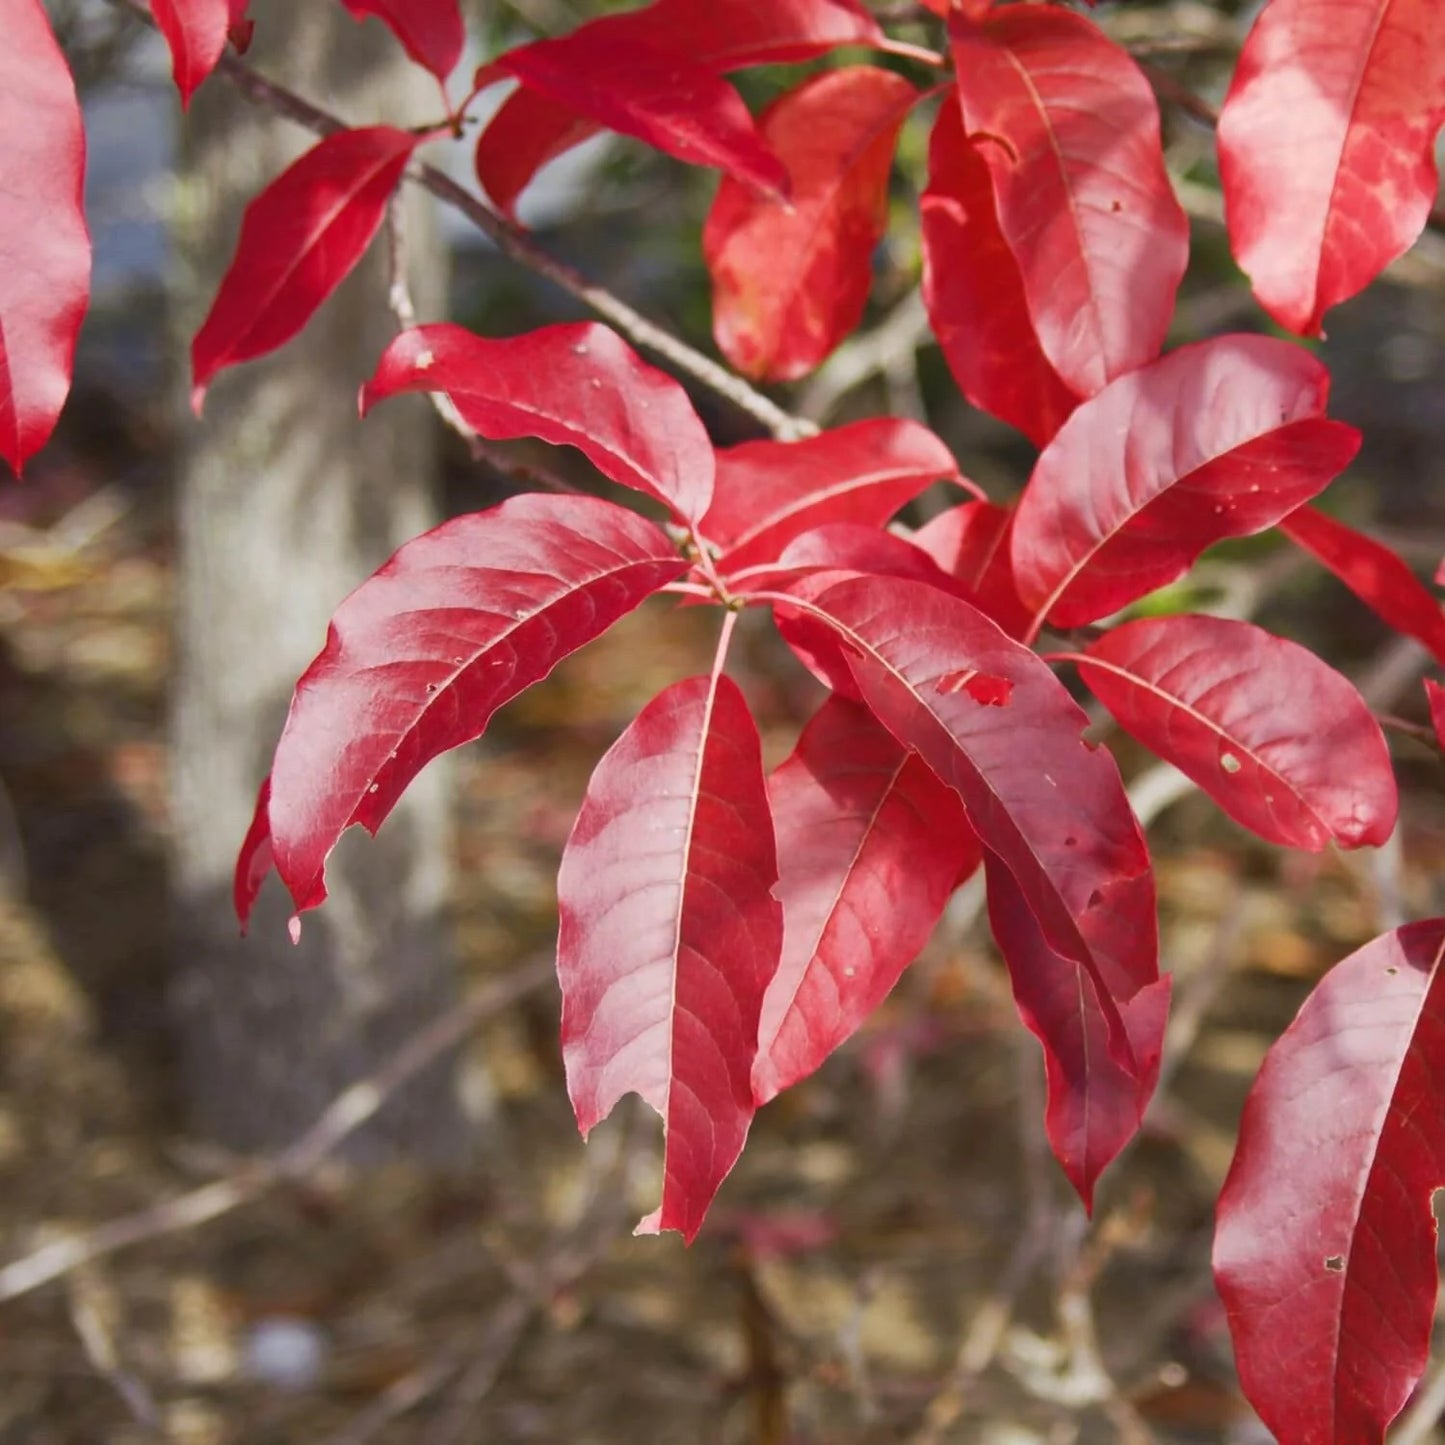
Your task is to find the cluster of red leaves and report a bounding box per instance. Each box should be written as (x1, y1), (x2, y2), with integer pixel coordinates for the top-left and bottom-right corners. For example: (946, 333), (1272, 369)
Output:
(6, 0), (1445, 1439)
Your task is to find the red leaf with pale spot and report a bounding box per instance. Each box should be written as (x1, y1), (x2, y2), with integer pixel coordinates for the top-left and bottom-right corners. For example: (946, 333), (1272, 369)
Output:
(191, 126), (420, 409)
(702, 418), (964, 574)
(1215, 921), (1445, 1443)
(949, 7), (1188, 399)
(558, 674), (782, 1242)
(754, 695), (979, 1103)
(704, 66), (918, 381)
(921, 96), (1080, 447)
(1011, 336), (1360, 629)
(1077, 616), (1397, 851)
(1218, 0), (1445, 336)
(361, 323), (716, 524)
(235, 495), (684, 927)
(0, 0), (90, 476)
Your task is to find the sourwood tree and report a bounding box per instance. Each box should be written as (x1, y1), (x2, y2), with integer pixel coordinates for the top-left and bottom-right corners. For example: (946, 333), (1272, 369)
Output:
(4, 0), (1445, 1439)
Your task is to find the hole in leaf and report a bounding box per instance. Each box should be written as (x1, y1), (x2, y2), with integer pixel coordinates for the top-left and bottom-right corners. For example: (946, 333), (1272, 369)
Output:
(936, 670), (1013, 706)
(1220, 752), (1242, 774)
(1324, 1255), (1345, 1273)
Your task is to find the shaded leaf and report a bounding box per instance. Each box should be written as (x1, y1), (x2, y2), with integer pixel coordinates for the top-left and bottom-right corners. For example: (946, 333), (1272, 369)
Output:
(338, 0), (464, 81)
(1214, 921), (1445, 1444)
(1078, 616), (1397, 851)
(361, 322), (716, 524)
(0, 0), (91, 475)
(921, 95), (1080, 447)
(754, 695), (979, 1104)
(558, 674), (782, 1242)
(910, 500), (1031, 639)
(1012, 336), (1361, 628)
(479, 28), (787, 200)
(987, 859), (1170, 1208)
(235, 495), (685, 926)
(790, 576), (1159, 1066)
(1218, 0), (1445, 336)
(704, 66), (918, 381)
(1426, 679), (1445, 748)
(1279, 506), (1445, 668)
(703, 418), (963, 573)
(473, 0), (896, 215)
(949, 7), (1188, 398)
(191, 126), (420, 409)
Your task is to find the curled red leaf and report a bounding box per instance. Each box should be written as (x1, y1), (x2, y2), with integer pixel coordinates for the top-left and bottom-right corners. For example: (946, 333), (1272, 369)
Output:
(337, 0), (464, 82)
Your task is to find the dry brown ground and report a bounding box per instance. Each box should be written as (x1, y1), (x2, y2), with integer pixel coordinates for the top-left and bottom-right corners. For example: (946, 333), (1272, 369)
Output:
(1, 476), (1443, 1445)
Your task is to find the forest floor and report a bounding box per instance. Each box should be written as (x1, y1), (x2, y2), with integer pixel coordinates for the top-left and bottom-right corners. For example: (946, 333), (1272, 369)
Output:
(1, 450), (1445, 1445)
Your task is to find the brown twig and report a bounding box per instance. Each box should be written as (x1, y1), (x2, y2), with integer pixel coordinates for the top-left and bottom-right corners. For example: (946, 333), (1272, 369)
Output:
(0, 960), (552, 1305)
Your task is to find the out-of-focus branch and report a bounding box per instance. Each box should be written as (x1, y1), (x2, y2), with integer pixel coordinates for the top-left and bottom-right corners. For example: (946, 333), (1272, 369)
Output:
(0, 960), (552, 1306)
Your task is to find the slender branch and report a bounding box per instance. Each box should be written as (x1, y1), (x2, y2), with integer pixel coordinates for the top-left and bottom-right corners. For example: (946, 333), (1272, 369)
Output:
(0, 960), (552, 1305)
(101, 0), (814, 443)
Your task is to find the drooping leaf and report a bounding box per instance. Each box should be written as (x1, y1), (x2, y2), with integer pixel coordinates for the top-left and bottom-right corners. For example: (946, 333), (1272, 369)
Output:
(473, 0), (896, 215)
(702, 419), (963, 574)
(478, 29), (787, 200)
(703, 67), (918, 381)
(1214, 920), (1445, 1444)
(235, 494), (685, 927)
(949, 6), (1188, 398)
(149, 0), (241, 104)
(1077, 616), (1397, 851)
(787, 575), (1160, 1068)
(0, 0), (91, 476)
(558, 674), (782, 1242)
(1217, 0), (1445, 336)
(361, 323), (716, 524)
(754, 695), (979, 1104)
(190, 126), (420, 410)
(920, 95), (1081, 447)
(909, 501), (1031, 639)
(1279, 506), (1445, 668)
(987, 859), (1171, 1208)
(1011, 336), (1361, 629)
(337, 0), (464, 81)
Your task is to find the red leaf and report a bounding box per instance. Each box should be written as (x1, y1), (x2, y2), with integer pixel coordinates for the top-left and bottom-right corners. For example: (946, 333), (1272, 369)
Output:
(921, 96), (1081, 447)
(1214, 920), (1445, 1444)
(235, 495), (684, 926)
(703, 66), (917, 381)
(790, 576), (1160, 1068)
(149, 0), (235, 104)
(558, 674), (782, 1242)
(473, 0), (895, 215)
(190, 126), (419, 410)
(949, 7), (1188, 398)
(1011, 336), (1361, 629)
(1426, 678), (1445, 747)
(1078, 616), (1397, 851)
(702, 419), (963, 574)
(337, 0), (464, 82)
(480, 29), (787, 201)
(987, 859), (1171, 1208)
(0, 0), (90, 476)
(1217, 0), (1445, 336)
(909, 501), (1031, 639)
(754, 696), (979, 1104)
(1280, 506), (1445, 668)
(361, 323), (716, 525)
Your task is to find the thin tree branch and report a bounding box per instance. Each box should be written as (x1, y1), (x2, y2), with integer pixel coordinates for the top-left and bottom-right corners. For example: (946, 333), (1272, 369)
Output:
(0, 960), (552, 1305)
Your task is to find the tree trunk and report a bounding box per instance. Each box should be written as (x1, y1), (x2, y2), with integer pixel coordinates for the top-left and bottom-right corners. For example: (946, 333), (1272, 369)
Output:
(168, 4), (470, 1161)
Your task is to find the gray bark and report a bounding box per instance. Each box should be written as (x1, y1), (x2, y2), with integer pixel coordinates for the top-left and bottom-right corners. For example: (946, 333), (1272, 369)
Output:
(168, 3), (470, 1161)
